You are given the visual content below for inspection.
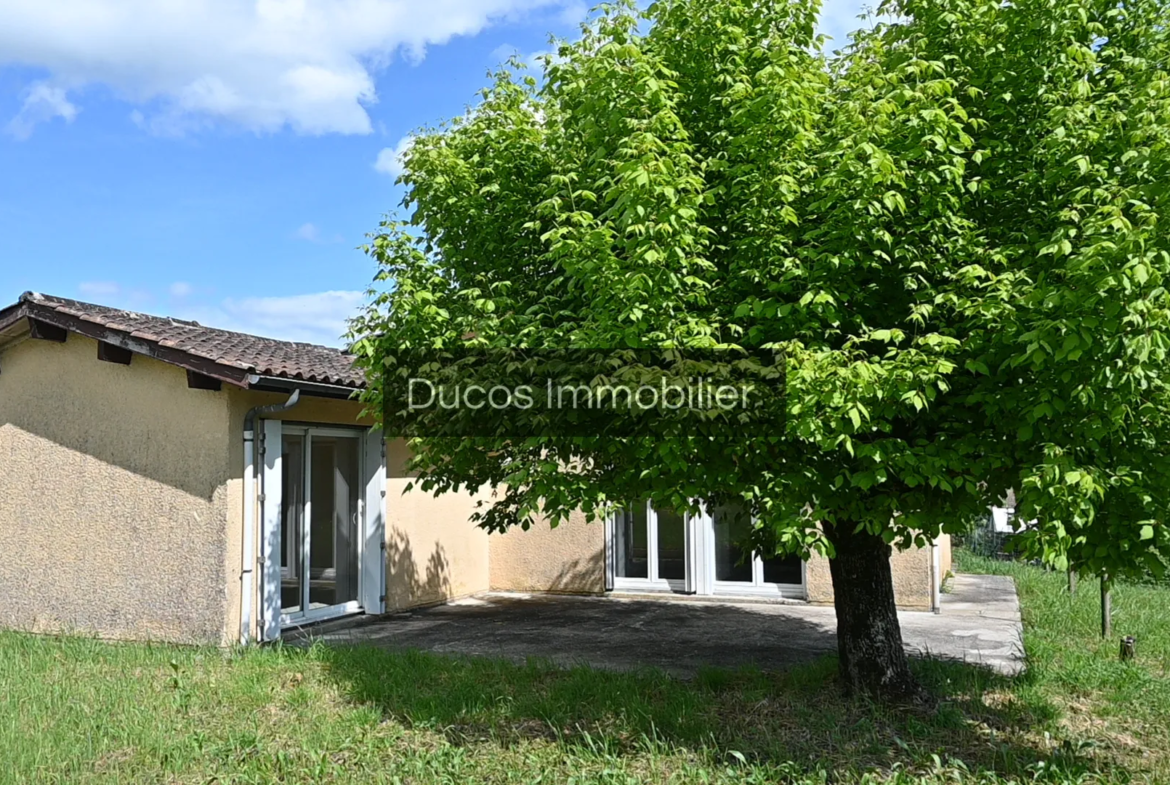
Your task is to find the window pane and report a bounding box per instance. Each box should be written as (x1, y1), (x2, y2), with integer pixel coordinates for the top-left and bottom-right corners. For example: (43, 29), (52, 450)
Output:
(280, 434), (304, 614)
(656, 506), (686, 580)
(308, 436), (361, 609)
(761, 553), (802, 585)
(616, 504), (649, 578)
(713, 502), (753, 582)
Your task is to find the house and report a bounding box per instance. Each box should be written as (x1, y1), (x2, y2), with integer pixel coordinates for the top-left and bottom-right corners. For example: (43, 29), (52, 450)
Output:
(0, 292), (952, 646)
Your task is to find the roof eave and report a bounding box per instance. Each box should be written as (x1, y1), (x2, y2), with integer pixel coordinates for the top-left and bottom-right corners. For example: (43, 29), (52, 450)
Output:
(7, 301), (254, 388)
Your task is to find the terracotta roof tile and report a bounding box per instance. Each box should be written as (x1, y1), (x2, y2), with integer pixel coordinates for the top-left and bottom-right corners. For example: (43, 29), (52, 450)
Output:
(11, 292), (364, 389)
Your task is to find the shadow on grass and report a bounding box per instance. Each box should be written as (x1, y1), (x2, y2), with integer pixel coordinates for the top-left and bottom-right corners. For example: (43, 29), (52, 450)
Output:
(313, 641), (1103, 778)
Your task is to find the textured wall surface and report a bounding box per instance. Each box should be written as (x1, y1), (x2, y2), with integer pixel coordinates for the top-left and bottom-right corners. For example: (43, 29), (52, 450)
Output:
(806, 542), (936, 610)
(384, 438), (491, 609)
(0, 328), (949, 645)
(489, 509), (606, 594)
(0, 333), (233, 644)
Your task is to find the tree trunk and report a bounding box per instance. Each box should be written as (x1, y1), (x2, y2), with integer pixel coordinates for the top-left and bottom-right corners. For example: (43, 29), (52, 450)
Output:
(824, 521), (925, 702)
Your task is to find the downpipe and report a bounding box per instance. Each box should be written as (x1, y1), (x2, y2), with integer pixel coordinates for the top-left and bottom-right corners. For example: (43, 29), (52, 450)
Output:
(240, 390), (302, 645)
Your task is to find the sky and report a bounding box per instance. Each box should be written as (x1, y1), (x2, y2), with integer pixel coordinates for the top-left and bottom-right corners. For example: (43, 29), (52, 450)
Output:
(0, 0), (867, 347)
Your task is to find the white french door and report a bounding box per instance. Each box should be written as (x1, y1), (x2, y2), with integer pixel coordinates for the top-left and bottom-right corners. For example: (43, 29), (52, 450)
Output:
(260, 421), (385, 640)
(707, 501), (804, 598)
(607, 501), (692, 593)
(606, 500), (804, 599)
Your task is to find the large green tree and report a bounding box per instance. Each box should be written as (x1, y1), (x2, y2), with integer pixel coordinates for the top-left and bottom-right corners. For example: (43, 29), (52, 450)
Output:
(350, 0), (1170, 699)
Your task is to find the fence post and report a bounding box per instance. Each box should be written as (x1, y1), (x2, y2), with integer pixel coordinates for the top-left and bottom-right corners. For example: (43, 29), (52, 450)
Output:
(1100, 574), (1112, 639)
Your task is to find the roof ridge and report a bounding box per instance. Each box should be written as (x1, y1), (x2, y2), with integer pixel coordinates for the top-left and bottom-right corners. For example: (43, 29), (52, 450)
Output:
(24, 291), (351, 353)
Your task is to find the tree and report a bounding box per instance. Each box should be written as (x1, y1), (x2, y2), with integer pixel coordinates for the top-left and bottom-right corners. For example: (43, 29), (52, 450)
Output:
(349, 0), (1170, 699)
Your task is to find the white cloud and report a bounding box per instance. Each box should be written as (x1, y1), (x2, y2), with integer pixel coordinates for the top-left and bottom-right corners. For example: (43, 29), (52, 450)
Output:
(78, 281), (120, 298)
(169, 281), (194, 298)
(179, 291), (366, 346)
(7, 82), (79, 139)
(374, 135), (413, 178)
(295, 222), (322, 242)
(1, 0), (576, 137)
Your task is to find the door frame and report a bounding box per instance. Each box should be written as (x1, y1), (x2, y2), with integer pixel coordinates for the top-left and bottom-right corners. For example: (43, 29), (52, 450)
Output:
(260, 420), (386, 640)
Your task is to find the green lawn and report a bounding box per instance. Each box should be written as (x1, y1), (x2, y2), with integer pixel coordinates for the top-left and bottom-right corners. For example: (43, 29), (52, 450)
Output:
(2, 556), (1168, 784)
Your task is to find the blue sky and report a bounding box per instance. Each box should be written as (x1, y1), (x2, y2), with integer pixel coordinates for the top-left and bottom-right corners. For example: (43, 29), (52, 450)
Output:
(0, 0), (865, 347)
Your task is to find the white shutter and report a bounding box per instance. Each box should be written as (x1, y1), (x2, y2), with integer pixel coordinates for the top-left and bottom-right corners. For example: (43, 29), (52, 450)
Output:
(260, 419), (283, 642)
(361, 431), (386, 614)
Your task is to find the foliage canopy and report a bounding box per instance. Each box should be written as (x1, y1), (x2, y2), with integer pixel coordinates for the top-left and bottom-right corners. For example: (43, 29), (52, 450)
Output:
(350, 0), (1170, 582)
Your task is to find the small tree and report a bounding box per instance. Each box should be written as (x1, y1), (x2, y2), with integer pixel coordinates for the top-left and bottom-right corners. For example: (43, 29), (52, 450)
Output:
(350, 0), (1170, 699)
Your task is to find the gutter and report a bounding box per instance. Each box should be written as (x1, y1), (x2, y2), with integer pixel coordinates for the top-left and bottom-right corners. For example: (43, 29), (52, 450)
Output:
(245, 374), (359, 400)
(240, 389), (302, 645)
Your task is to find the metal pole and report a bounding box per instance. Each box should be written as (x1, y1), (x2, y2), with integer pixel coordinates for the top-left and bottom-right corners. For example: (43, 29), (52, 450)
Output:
(1100, 574), (1112, 639)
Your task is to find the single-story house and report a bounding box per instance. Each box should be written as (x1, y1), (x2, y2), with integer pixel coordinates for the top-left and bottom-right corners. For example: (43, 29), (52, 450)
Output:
(0, 292), (952, 646)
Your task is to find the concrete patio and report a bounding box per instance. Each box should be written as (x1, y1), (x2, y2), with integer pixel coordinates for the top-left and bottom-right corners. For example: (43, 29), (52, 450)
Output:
(290, 573), (1025, 677)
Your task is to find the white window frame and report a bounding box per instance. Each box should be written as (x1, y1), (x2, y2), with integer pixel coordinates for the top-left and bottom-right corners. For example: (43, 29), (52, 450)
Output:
(261, 422), (385, 637)
(607, 500), (690, 594)
(606, 500), (806, 600)
(706, 505), (805, 599)
(279, 425), (364, 628)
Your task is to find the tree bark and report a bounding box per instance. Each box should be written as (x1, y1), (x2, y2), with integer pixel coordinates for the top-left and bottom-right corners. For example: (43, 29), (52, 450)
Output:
(824, 521), (925, 702)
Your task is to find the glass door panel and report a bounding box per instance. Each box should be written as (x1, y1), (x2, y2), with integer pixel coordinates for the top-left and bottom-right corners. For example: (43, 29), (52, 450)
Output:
(278, 427), (364, 625)
(280, 434), (305, 615)
(712, 502), (754, 582)
(616, 504), (649, 578)
(712, 501), (804, 591)
(307, 435), (361, 610)
(762, 553), (802, 585)
(656, 507), (686, 580)
(613, 502), (688, 589)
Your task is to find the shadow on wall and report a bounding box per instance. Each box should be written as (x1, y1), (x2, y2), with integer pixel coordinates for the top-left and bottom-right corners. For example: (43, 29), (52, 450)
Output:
(384, 529), (452, 609)
(546, 551), (605, 593)
(0, 335), (234, 643)
(0, 336), (232, 500)
(496, 546), (606, 595)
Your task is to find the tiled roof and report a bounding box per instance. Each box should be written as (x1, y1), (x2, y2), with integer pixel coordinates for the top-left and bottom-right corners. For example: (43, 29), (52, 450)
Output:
(0, 292), (363, 389)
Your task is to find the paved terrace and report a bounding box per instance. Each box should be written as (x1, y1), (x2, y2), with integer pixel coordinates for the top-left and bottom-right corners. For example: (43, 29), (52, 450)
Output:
(290, 573), (1025, 677)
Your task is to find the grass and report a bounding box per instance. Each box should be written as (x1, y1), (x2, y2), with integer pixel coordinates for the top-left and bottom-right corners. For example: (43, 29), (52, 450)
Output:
(0, 554), (1167, 784)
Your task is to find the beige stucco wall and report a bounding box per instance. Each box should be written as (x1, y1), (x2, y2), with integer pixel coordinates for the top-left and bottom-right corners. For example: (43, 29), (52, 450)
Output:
(0, 333), (234, 644)
(490, 513), (943, 609)
(384, 438), (491, 609)
(806, 541), (937, 611)
(0, 328), (952, 646)
(489, 509), (606, 594)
